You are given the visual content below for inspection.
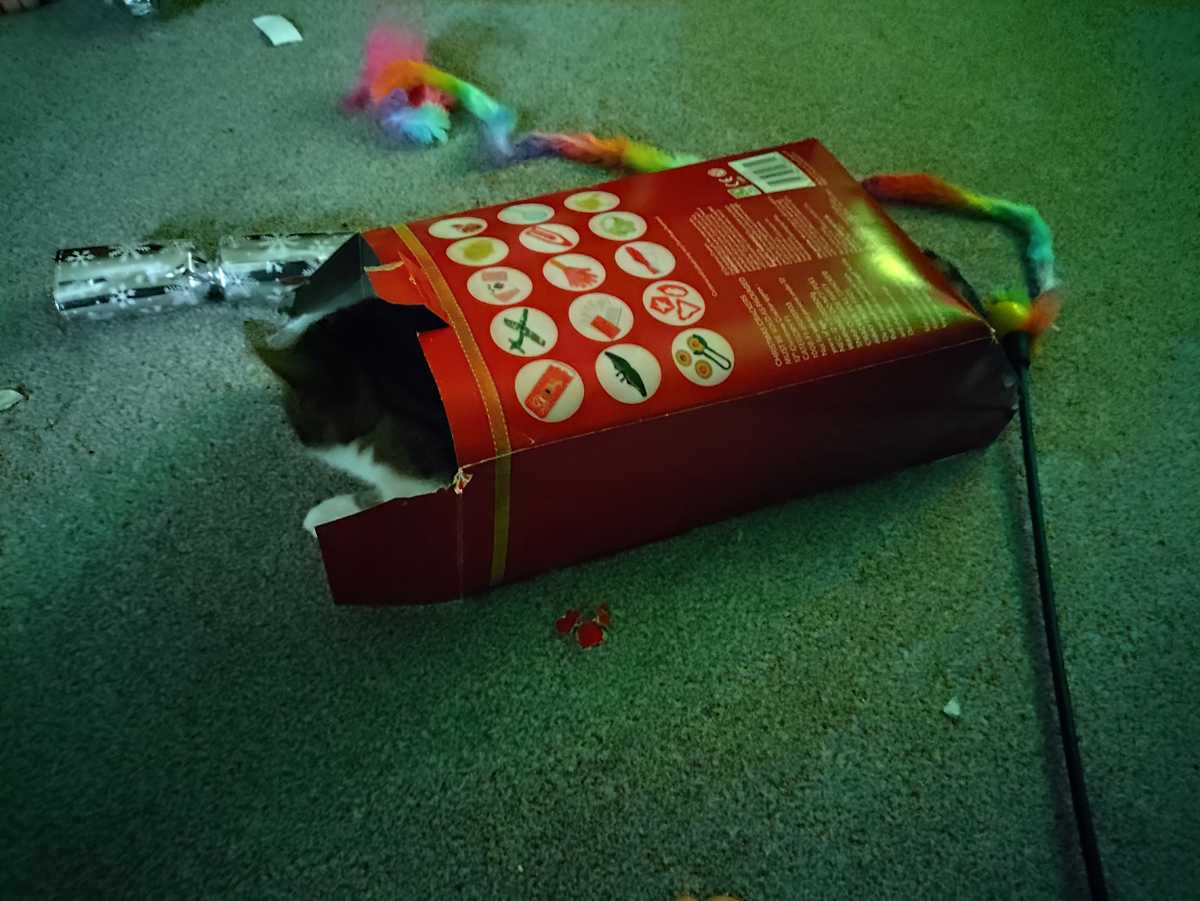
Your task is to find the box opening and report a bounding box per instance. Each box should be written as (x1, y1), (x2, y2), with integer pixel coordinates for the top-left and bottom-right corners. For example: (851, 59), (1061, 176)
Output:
(260, 235), (461, 523)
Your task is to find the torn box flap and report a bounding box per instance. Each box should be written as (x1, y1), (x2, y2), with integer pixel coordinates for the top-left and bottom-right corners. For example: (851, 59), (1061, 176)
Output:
(268, 226), (490, 471)
(272, 232), (447, 347)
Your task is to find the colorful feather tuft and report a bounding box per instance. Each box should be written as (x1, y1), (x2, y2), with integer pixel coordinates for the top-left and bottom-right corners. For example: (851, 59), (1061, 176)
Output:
(379, 99), (451, 146)
(342, 24), (430, 113)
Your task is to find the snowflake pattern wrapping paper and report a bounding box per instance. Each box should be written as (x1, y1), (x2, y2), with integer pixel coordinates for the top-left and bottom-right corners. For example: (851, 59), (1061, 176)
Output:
(213, 233), (352, 306)
(52, 234), (352, 321)
(53, 240), (210, 321)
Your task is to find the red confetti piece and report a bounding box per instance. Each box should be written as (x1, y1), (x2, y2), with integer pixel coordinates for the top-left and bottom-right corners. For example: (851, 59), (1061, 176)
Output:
(594, 604), (611, 629)
(576, 620), (605, 648)
(555, 609), (581, 635)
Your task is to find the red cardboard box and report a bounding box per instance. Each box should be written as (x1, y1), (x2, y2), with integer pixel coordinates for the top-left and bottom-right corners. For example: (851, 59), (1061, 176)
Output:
(300, 140), (1016, 605)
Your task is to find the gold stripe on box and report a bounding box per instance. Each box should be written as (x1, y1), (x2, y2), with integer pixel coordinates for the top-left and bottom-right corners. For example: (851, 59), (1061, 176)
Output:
(392, 224), (512, 586)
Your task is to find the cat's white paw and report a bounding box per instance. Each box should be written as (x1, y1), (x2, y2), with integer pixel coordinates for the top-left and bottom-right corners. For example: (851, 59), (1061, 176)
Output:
(303, 493), (363, 537)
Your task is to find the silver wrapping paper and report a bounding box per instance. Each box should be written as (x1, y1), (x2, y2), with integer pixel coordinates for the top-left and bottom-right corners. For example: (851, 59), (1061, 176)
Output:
(53, 241), (211, 321)
(53, 234), (352, 321)
(212, 233), (353, 305)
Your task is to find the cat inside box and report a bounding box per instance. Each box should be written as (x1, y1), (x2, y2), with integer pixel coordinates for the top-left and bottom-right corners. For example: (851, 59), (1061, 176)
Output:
(247, 247), (982, 536)
(246, 297), (457, 535)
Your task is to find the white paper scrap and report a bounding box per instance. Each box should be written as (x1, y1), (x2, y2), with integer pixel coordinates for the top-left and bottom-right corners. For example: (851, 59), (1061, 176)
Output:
(0, 389), (25, 413)
(253, 15), (303, 47)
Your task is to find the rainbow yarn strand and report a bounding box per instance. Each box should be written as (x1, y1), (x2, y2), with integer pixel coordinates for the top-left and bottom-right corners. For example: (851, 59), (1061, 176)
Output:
(513, 132), (699, 172)
(344, 27), (1060, 351)
(862, 173), (1057, 294)
(344, 25), (696, 173)
(862, 173), (1061, 347)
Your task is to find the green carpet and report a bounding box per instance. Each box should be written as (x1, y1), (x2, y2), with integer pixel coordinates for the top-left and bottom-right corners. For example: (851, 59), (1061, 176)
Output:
(2, 1), (1197, 898)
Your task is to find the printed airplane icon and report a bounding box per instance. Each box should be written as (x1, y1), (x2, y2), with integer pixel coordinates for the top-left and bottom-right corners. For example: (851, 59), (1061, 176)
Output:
(503, 308), (547, 353)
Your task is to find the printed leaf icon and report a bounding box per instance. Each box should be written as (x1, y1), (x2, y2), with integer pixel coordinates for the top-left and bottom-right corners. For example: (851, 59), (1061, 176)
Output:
(463, 240), (494, 261)
(603, 217), (636, 237)
(603, 351), (648, 397)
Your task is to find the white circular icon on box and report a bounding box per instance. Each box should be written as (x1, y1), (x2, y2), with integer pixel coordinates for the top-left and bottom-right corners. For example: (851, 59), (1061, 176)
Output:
(564, 191), (620, 213)
(588, 211), (647, 242)
(428, 217), (488, 239)
(672, 328), (735, 387)
(519, 223), (580, 254)
(446, 236), (508, 267)
(615, 241), (675, 279)
(595, 343), (661, 404)
(490, 306), (558, 357)
(543, 254), (606, 292)
(467, 266), (533, 306)
(643, 279), (706, 326)
(498, 203), (554, 225)
(515, 359), (584, 422)
(569, 293), (634, 342)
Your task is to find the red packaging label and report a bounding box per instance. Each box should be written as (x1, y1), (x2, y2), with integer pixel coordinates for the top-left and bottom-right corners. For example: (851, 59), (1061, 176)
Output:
(369, 139), (983, 468)
(322, 139), (1012, 605)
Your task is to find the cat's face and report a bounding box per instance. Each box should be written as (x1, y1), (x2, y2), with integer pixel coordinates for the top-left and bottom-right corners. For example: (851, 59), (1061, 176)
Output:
(247, 319), (381, 450)
(246, 300), (458, 482)
(281, 373), (378, 450)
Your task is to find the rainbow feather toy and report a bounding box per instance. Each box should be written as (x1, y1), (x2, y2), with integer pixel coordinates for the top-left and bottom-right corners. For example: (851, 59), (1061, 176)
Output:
(343, 25), (1060, 348)
(343, 24), (697, 172)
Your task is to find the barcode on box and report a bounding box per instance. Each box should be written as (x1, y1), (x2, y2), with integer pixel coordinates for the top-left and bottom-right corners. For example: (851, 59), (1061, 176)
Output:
(729, 152), (815, 194)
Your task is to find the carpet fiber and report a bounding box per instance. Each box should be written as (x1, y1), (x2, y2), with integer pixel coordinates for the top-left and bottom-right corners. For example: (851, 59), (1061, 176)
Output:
(2, 1), (1198, 898)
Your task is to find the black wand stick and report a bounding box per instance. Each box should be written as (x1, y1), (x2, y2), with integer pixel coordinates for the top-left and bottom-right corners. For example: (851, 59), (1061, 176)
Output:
(1004, 330), (1108, 901)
